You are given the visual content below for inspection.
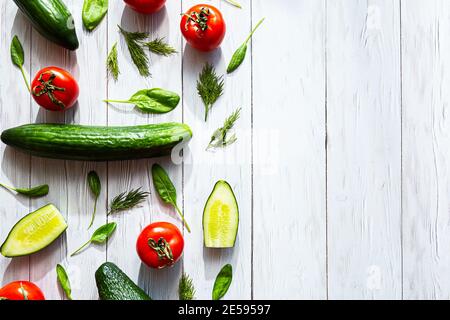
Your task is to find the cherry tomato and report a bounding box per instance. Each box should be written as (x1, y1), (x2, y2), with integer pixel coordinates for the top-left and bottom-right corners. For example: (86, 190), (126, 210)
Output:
(31, 67), (79, 112)
(124, 0), (166, 14)
(181, 4), (226, 52)
(136, 222), (184, 269)
(0, 281), (45, 300)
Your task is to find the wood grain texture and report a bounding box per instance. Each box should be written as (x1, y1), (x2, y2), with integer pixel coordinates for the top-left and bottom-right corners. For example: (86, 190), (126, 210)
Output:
(252, 0), (327, 299)
(327, 0), (402, 299)
(401, 0), (450, 299)
(0, 1), (31, 286)
(182, 0), (252, 300)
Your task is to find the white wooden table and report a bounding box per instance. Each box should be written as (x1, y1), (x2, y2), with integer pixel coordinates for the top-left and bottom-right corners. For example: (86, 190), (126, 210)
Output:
(1, 0), (449, 300)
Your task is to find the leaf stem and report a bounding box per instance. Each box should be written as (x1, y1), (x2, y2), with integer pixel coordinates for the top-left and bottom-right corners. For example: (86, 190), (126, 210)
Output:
(20, 66), (30, 92)
(103, 99), (132, 104)
(174, 204), (191, 233)
(224, 0), (242, 8)
(0, 183), (15, 192)
(70, 240), (91, 257)
(88, 198), (98, 229)
(245, 17), (266, 44)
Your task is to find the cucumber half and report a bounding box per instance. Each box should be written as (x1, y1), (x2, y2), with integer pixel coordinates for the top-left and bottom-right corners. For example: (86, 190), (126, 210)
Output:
(1, 204), (67, 257)
(203, 181), (239, 248)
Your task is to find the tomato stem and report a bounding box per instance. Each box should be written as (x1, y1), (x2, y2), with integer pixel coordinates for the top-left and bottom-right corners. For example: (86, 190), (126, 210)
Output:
(32, 71), (66, 109)
(148, 237), (174, 263)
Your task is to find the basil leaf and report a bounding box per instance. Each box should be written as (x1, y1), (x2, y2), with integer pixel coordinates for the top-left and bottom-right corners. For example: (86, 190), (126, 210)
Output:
(212, 264), (233, 300)
(10, 35), (24, 67)
(56, 264), (73, 300)
(87, 171), (101, 228)
(0, 183), (49, 198)
(91, 222), (117, 243)
(82, 0), (108, 31)
(227, 18), (265, 74)
(105, 88), (180, 114)
(152, 164), (191, 233)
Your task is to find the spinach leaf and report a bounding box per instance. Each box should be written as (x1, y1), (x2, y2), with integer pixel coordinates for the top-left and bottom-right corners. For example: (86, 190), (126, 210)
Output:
(212, 264), (233, 300)
(152, 164), (191, 233)
(71, 222), (116, 256)
(56, 264), (73, 300)
(105, 88), (180, 114)
(0, 183), (49, 198)
(10, 35), (30, 91)
(87, 171), (101, 229)
(82, 0), (108, 31)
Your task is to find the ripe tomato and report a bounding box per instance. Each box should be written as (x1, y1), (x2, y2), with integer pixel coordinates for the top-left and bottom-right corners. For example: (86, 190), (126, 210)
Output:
(181, 4), (226, 52)
(124, 0), (166, 14)
(136, 222), (184, 269)
(0, 281), (45, 300)
(31, 67), (79, 112)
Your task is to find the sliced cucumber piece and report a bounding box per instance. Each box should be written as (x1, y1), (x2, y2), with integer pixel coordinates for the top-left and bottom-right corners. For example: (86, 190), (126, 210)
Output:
(1, 204), (67, 257)
(203, 181), (239, 248)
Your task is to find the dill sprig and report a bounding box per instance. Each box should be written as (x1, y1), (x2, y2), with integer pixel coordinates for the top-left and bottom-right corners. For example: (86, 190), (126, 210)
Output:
(108, 187), (149, 215)
(107, 42), (120, 81)
(118, 25), (150, 77)
(144, 37), (177, 56)
(207, 108), (242, 150)
(197, 63), (224, 121)
(179, 273), (196, 300)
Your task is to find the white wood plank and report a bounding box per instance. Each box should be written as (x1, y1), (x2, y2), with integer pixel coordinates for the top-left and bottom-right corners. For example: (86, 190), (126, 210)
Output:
(252, 0), (327, 299)
(28, 0), (78, 301)
(182, 0), (252, 299)
(0, 1), (32, 285)
(327, 0), (402, 299)
(107, 0), (183, 300)
(62, 0), (108, 300)
(401, 0), (450, 299)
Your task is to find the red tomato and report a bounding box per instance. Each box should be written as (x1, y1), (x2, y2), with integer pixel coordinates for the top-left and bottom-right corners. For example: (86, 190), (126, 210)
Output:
(181, 4), (226, 52)
(136, 222), (184, 269)
(124, 0), (166, 14)
(31, 67), (79, 112)
(0, 281), (45, 300)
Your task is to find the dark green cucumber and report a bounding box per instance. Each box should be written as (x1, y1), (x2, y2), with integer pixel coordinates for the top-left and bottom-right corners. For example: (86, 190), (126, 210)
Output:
(13, 0), (79, 50)
(1, 123), (192, 161)
(96, 262), (151, 300)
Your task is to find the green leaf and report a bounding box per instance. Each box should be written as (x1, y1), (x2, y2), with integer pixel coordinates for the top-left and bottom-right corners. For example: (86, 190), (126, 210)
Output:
(91, 222), (117, 243)
(105, 88), (180, 114)
(82, 0), (108, 31)
(88, 171), (101, 198)
(10, 35), (24, 67)
(87, 171), (101, 228)
(152, 164), (191, 233)
(56, 264), (73, 300)
(212, 264), (233, 300)
(227, 18), (265, 74)
(0, 183), (49, 198)
(179, 273), (196, 300)
(71, 222), (116, 256)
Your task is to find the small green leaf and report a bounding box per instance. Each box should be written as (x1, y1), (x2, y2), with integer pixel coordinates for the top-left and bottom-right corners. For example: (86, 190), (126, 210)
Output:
(0, 183), (49, 198)
(105, 88), (180, 114)
(227, 18), (265, 74)
(212, 264), (233, 300)
(152, 164), (191, 233)
(71, 222), (116, 256)
(10, 35), (24, 67)
(87, 171), (101, 228)
(56, 264), (73, 300)
(82, 0), (108, 31)
(91, 222), (117, 243)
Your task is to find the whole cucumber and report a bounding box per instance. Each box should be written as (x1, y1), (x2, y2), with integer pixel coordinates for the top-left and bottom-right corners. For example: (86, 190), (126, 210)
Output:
(13, 0), (79, 50)
(1, 123), (192, 161)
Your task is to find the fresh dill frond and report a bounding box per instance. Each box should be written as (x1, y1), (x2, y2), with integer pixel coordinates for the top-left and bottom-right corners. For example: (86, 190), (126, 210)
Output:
(207, 108), (242, 150)
(107, 42), (120, 81)
(108, 187), (149, 215)
(145, 37), (177, 56)
(118, 25), (150, 77)
(197, 63), (224, 121)
(179, 273), (196, 300)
